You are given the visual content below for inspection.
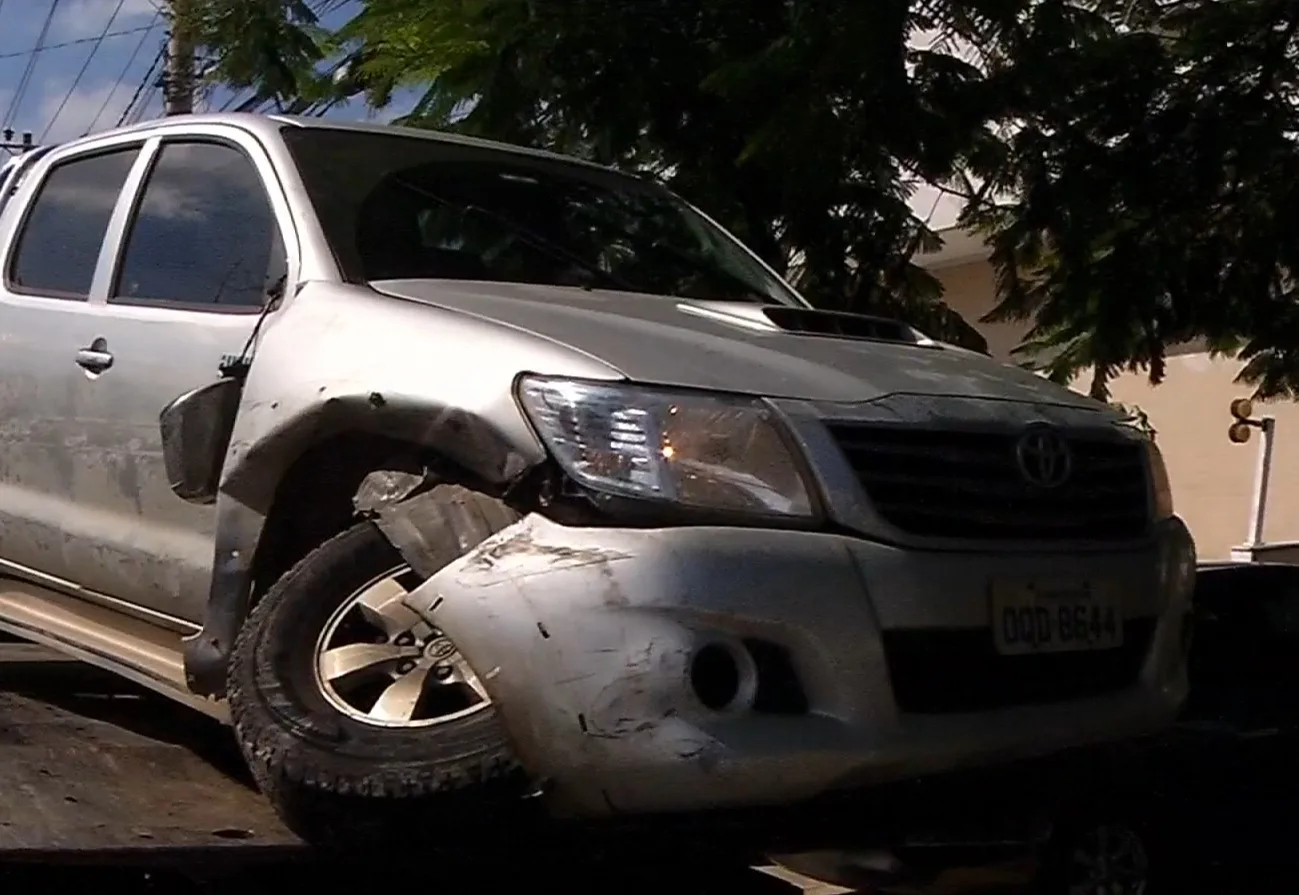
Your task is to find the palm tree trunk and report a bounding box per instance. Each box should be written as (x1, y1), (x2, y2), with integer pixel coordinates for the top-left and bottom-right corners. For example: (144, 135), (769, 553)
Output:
(164, 0), (198, 115)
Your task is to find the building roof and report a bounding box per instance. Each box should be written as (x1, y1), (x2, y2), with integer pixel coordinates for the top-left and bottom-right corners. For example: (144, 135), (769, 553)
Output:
(916, 225), (990, 270)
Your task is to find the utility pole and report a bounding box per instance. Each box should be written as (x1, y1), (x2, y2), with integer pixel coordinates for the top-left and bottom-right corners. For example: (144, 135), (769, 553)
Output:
(0, 129), (35, 153)
(163, 0), (198, 116)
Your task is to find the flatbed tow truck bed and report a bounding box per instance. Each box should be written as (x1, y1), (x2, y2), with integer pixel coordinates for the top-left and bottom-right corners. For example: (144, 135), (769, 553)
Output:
(17, 633), (1278, 893)
(24, 628), (1269, 894)
(0, 638), (301, 862)
(4, 563), (1293, 892)
(0, 636), (848, 892)
(33, 629), (1231, 894)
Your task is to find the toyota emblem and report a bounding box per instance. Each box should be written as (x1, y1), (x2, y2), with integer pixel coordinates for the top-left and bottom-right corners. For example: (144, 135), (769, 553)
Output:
(1015, 425), (1073, 488)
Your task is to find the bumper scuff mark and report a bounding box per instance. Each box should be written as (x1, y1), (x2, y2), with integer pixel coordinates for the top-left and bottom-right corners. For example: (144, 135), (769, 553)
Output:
(388, 513), (1189, 818)
(460, 526), (633, 584)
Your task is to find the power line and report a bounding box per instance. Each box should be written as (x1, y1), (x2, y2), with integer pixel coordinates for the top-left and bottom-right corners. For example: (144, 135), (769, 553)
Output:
(0, 0), (9, 122)
(0, 138), (34, 157)
(128, 77), (163, 126)
(142, 89), (163, 123)
(116, 42), (166, 128)
(3, 0), (63, 131)
(0, 25), (157, 61)
(219, 87), (249, 113)
(84, 14), (162, 136)
(41, 0), (129, 142)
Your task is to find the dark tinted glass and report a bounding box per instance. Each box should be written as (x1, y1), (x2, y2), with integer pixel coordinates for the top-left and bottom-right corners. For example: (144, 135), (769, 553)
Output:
(282, 127), (796, 304)
(9, 148), (138, 298)
(113, 141), (282, 309)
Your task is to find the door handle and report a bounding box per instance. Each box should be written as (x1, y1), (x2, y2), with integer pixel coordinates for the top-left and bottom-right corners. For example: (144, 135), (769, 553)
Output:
(75, 339), (113, 374)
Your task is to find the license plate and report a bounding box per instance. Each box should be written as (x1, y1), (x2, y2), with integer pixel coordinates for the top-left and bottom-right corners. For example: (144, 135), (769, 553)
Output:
(990, 581), (1124, 655)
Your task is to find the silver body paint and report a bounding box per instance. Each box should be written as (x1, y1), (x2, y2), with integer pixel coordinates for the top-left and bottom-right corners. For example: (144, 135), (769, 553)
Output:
(0, 113), (1194, 816)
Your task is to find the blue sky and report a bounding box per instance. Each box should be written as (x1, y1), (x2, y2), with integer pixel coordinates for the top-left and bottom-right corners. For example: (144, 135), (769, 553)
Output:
(0, 0), (408, 145)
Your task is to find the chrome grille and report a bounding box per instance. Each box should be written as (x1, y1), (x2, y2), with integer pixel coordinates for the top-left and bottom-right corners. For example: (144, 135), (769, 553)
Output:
(827, 424), (1150, 541)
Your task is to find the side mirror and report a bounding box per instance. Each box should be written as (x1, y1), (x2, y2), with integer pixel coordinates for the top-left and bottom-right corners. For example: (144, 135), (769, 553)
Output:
(159, 377), (244, 504)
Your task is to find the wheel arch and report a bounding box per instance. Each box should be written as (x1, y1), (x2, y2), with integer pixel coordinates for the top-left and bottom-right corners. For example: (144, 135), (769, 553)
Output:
(183, 425), (543, 699)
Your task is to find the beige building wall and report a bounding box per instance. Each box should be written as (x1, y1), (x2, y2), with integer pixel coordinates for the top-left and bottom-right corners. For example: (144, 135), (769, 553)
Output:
(931, 259), (1294, 560)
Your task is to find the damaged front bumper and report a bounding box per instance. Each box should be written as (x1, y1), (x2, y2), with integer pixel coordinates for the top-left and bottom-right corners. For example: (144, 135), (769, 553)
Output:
(395, 513), (1194, 819)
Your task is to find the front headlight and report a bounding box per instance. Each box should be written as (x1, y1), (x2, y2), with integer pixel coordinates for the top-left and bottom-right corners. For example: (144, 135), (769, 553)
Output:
(516, 375), (816, 518)
(1146, 440), (1174, 520)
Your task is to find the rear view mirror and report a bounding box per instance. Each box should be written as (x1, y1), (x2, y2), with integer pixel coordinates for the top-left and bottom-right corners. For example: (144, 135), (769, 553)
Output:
(159, 377), (244, 504)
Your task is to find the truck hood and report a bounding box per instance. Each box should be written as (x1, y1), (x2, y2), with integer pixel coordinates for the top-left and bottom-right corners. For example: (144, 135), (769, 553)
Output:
(370, 279), (1101, 410)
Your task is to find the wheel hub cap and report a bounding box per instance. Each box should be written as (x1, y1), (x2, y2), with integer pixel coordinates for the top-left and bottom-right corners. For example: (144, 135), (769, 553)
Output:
(424, 638), (457, 662)
(312, 566), (492, 728)
(1067, 823), (1150, 895)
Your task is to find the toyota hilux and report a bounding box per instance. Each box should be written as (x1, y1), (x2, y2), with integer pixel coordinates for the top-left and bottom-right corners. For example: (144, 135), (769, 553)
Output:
(0, 113), (1196, 843)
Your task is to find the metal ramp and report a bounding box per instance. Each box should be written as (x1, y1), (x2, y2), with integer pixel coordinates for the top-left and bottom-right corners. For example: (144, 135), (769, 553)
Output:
(0, 637), (831, 891)
(0, 634), (1065, 892)
(0, 639), (300, 862)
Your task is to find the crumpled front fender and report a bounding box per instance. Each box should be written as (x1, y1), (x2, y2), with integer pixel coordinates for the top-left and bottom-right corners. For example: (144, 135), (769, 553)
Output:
(392, 513), (709, 815)
(384, 509), (882, 818)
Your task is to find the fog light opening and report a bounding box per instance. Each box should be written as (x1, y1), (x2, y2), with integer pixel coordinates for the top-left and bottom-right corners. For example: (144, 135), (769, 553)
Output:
(691, 643), (744, 711)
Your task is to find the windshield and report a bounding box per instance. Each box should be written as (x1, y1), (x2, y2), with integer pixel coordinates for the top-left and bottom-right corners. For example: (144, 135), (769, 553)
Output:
(281, 127), (800, 305)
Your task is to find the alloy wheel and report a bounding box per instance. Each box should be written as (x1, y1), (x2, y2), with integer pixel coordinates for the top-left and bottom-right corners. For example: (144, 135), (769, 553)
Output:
(312, 565), (491, 728)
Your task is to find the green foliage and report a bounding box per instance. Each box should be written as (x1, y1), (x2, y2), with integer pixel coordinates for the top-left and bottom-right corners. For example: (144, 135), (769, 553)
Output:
(1110, 402), (1157, 442)
(965, 0), (1299, 400)
(192, 0), (995, 351)
(194, 0), (1299, 393)
(197, 0), (334, 107)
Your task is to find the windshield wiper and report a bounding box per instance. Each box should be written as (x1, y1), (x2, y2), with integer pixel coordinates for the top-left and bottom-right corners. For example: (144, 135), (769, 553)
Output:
(391, 178), (636, 293)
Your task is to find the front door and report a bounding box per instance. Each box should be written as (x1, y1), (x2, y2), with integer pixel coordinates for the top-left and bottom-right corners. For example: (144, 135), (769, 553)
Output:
(0, 143), (143, 594)
(62, 135), (290, 623)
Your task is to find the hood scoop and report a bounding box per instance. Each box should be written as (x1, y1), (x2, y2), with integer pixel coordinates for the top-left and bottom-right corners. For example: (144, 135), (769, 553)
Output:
(761, 306), (922, 344)
(677, 301), (927, 346)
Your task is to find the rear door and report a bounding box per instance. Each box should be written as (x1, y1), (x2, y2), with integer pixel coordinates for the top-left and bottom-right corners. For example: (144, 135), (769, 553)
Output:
(60, 129), (294, 624)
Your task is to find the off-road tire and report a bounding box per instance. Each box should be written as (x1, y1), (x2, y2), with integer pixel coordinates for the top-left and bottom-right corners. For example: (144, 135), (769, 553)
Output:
(227, 486), (526, 845)
(1037, 808), (1166, 895)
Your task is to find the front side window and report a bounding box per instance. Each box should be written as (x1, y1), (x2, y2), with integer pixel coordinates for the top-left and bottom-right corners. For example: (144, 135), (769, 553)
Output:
(8, 147), (138, 298)
(112, 140), (284, 309)
(283, 127), (797, 305)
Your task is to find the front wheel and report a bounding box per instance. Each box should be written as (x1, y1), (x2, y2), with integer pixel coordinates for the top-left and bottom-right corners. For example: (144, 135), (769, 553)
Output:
(227, 487), (526, 844)
(1037, 815), (1160, 895)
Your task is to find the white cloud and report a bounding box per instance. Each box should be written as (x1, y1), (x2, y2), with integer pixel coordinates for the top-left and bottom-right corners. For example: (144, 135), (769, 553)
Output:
(52, 0), (161, 41)
(34, 79), (138, 142)
(0, 0), (167, 145)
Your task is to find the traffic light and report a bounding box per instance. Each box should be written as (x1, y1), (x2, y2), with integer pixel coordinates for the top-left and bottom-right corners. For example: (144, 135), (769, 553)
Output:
(1229, 397), (1257, 443)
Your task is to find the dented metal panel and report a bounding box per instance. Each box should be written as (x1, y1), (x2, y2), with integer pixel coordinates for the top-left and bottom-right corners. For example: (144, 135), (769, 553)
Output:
(212, 280), (615, 510)
(395, 514), (1190, 818)
(0, 108), (1184, 789)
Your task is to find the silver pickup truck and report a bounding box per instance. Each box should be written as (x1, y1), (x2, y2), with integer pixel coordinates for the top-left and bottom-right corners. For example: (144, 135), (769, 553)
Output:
(0, 113), (1195, 843)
